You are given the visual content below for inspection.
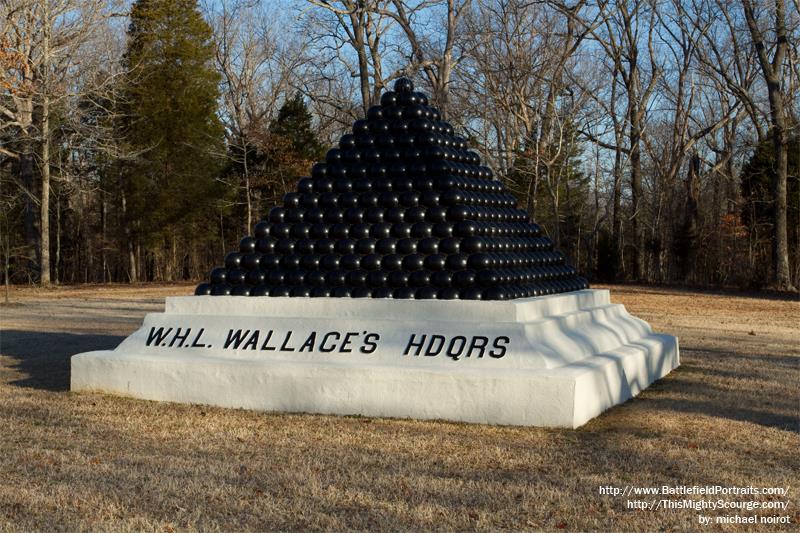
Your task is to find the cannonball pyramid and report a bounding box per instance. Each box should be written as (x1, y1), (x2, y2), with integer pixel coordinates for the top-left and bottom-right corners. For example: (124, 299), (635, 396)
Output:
(196, 78), (588, 300)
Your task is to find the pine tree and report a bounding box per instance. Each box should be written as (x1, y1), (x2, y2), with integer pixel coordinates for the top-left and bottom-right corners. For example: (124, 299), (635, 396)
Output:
(269, 92), (326, 162)
(119, 0), (225, 279)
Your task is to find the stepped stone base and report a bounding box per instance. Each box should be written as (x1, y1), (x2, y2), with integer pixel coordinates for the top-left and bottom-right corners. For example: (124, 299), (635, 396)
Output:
(70, 289), (679, 428)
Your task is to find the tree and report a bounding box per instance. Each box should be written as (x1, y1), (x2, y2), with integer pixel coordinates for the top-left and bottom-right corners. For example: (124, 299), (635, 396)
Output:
(740, 134), (799, 286)
(0, 0), (110, 284)
(741, 0), (795, 290)
(119, 0), (225, 281)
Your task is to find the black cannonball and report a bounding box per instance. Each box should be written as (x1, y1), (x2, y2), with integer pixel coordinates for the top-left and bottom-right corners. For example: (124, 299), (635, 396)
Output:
(286, 269), (307, 285)
(195, 283), (212, 295)
(425, 254), (447, 271)
(315, 238), (336, 255)
(372, 287), (393, 298)
(437, 287), (459, 300)
(242, 253), (262, 270)
(414, 176), (436, 191)
(332, 286), (352, 297)
(380, 91), (398, 106)
(267, 269), (287, 285)
(291, 223), (312, 239)
(411, 222), (434, 238)
(310, 287), (332, 297)
(365, 207), (385, 223)
(405, 206), (427, 223)
(396, 238), (417, 254)
(383, 105), (404, 121)
(301, 254), (321, 270)
(211, 283), (233, 296)
(281, 255), (302, 269)
(356, 238), (378, 254)
(409, 270), (431, 287)
(426, 206), (448, 223)
(370, 223), (393, 239)
(382, 253), (404, 270)
(367, 105), (384, 120)
(415, 287), (438, 299)
(431, 271), (453, 287)
(311, 163), (328, 179)
(391, 222), (413, 239)
(385, 207), (405, 223)
(251, 284), (271, 296)
(345, 207), (364, 223)
(361, 254), (383, 271)
(477, 269), (500, 285)
(374, 237), (397, 254)
(310, 223), (330, 239)
(398, 91), (419, 106)
(304, 207), (325, 224)
(335, 239), (357, 255)
(403, 104), (426, 120)
(358, 192), (380, 208)
(432, 222), (453, 238)
(294, 177), (313, 193)
(439, 236), (461, 253)
(304, 270), (328, 286)
(393, 287), (416, 299)
(353, 119), (370, 135)
(341, 253), (361, 270)
(418, 237), (439, 254)
(363, 147), (381, 163)
(389, 271), (411, 288)
(254, 221), (271, 239)
(454, 220), (478, 237)
(290, 286), (312, 297)
(453, 269), (477, 287)
(285, 207), (305, 223)
(350, 223), (372, 239)
(339, 133), (356, 150)
(446, 253), (469, 270)
(483, 287), (508, 300)
(413, 91), (428, 105)
(326, 148), (343, 164)
(447, 205), (471, 221)
(260, 254), (281, 270)
(351, 287), (372, 298)
(402, 253), (425, 270)
(269, 206), (286, 223)
(347, 269), (369, 286)
(227, 268), (247, 285)
(394, 77), (414, 93)
(225, 252), (243, 269)
(355, 134), (375, 149)
(325, 269), (347, 286)
(239, 236), (257, 254)
(370, 119), (391, 134)
(460, 287), (482, 300)
(410, 117), (433, 132)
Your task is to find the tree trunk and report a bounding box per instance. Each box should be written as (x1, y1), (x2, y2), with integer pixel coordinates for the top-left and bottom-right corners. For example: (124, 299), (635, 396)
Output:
(611, 149), (623, 279)
(40, 94), (51, 285)
(629, 99), (645, 281)
(682, 153), (701, 282)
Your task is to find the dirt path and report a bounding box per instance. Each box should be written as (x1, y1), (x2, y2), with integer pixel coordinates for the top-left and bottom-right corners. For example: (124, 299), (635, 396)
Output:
(1, 284), (798, 530)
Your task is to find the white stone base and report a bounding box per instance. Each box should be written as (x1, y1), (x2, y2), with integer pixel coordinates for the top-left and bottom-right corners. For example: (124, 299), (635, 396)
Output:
(70, 289), (678, 428)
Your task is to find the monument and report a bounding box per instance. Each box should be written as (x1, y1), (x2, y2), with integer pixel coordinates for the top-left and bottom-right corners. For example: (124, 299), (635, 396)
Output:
(71, 78), (679, 428)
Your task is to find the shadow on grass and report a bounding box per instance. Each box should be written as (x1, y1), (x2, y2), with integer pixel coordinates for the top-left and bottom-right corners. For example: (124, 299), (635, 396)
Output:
(1, 329), (123, 391)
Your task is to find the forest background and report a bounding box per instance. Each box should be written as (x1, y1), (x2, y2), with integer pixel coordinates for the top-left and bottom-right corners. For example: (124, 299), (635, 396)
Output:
(1, 0), (798, 292)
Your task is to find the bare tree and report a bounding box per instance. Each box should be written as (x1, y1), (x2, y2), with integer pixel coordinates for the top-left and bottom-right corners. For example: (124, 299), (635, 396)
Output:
(741, 0), (795, 290)
(1, 0), (113, 285)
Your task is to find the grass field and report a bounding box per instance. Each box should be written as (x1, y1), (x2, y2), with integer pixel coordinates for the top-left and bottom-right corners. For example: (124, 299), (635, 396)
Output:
(1, 284), (798, 531)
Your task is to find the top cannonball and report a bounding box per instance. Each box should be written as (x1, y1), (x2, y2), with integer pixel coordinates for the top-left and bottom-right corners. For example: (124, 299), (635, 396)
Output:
(394, 77), (414, 93)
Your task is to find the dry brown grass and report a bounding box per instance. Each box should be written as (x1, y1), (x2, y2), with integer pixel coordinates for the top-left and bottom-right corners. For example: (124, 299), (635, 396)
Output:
(1, 284), (798, 531)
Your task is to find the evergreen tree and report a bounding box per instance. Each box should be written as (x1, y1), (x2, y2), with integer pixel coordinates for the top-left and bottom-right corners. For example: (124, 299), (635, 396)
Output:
(269, 92), (326, 163)
(119, 0), (224, 277)
(740, 134), (799, 286)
